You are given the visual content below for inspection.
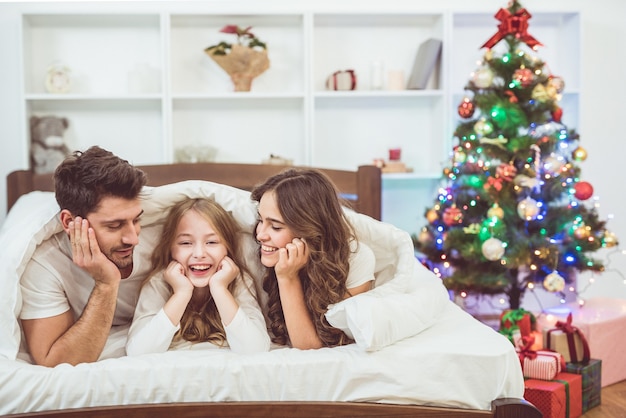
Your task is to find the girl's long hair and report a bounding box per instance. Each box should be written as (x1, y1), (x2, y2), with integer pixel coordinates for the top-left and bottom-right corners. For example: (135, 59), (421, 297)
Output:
(251, 168), (355, 347)
(145, 198), (252, 345)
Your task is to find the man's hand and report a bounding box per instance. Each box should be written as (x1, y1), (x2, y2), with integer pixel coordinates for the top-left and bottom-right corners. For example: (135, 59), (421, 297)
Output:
(69, 217), (121, 285)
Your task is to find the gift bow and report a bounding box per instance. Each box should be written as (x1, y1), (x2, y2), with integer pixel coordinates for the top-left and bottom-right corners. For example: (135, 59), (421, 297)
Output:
(516, 335), (538, 363)
(481, 8), (543, 50)
(549, 312), (591, 363)
(502, 309), (527, 327)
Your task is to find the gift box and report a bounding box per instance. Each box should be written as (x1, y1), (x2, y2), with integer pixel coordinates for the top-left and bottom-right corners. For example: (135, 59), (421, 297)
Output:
(539, 298), (626, 386)
(500, 308), (536, 343)
(524, 372), (582, 418)
(517, 334), (564, 381)
(565, 359), (602, 412)
(543, 313), (590, 363)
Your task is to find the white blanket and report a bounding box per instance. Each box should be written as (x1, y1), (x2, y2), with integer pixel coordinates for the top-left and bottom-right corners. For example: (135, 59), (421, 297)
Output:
(0, 181), (524, 414)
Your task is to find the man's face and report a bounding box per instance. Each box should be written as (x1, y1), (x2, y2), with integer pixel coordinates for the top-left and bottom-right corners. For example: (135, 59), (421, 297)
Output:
(85, 196), (143, 272)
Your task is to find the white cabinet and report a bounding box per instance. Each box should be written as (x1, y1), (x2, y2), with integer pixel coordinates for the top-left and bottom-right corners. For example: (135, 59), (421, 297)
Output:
(13, 3), (580, 234)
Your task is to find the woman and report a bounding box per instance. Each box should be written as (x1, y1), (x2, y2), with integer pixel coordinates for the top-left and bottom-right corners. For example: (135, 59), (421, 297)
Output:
(251, 168), (375, 349)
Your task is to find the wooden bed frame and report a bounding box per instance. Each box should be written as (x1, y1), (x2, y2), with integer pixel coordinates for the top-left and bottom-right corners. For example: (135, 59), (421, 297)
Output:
(6, 162), (382, 220)
(4, 162), (541, 418)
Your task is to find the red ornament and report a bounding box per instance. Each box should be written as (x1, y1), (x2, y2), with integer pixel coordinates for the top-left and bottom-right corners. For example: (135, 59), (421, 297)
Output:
(574, 181), (594, 200)
(458, 98), (475, 118)
(552, 107), (563, 122)
(442, 205), (463, 226)
(505, 90), (518, 103)
(496, 163), (518, 181)
(513, 68), (534, 88)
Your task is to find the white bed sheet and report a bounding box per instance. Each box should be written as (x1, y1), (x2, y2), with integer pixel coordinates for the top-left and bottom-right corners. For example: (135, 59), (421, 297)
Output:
(1, 302), (522, 414)
(0, 182), (524, 415)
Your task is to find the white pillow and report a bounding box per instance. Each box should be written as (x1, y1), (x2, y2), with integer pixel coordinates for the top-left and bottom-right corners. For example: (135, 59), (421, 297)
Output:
(326, 260), (449, 351)
(0, 191), (61, 360)
(326, 211), (450, 351)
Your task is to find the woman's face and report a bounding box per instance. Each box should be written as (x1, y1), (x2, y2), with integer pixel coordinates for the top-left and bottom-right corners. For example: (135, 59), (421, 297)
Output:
(170, 209), (228, 287)
(256, 190), (297, 268)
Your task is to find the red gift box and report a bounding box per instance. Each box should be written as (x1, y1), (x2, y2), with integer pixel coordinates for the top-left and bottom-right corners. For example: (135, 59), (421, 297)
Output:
(524, 372), (582, 418)
(500, 308), (535, 341)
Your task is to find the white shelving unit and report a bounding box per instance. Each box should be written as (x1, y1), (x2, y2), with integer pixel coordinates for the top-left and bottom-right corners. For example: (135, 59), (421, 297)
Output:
(9, 3), (580, 234)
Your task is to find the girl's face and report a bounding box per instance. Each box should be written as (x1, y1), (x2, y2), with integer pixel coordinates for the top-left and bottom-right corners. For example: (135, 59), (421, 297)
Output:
(256, 190), (296, 268)
(170, 209), (228, 287)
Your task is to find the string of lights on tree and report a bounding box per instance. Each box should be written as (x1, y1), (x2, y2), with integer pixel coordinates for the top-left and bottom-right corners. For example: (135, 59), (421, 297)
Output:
(413, 0), (619, 310)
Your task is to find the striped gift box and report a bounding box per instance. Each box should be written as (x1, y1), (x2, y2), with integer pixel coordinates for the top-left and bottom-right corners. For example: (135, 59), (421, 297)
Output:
(522, 350), (564, 380)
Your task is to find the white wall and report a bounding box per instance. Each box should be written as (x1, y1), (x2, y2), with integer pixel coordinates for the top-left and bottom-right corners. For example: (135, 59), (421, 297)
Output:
(1, 0), (625, 303)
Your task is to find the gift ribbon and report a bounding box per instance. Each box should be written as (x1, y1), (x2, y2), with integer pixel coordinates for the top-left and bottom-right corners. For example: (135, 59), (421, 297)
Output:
(547, 313), (591, 364)
(481, 8), (543, 50)
(517, 335), (538, 363)
(553, 378), (570, 418)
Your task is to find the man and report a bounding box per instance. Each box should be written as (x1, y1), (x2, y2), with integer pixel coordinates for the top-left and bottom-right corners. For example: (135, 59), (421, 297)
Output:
(20, 146), (149, 367)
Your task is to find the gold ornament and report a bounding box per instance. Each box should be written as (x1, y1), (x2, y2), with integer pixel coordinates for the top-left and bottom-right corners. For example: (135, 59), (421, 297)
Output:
(426, 209), (439, 224)
(543, 271), (566, 292)
(573, 225), (591, 240)
(531, 84), (549, 102)
(473, 67), (494, 89)
(417, 229), (432, 245)
(482, 237), (505, 261)
(572, 146), (588, 162)
(517, 197), (540, 221)
(603, 231), (619, 248)
(487, 203), (504, 219)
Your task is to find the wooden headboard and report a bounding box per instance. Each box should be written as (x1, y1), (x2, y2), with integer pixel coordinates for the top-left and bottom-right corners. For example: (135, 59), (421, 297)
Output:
(6, 163), (382, 220)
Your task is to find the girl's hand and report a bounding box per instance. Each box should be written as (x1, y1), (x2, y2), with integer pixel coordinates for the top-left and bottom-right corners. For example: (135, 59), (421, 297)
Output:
(209, 256), (239, 289)
(164, 260), (193, 295)
(275, 238), (309, 280)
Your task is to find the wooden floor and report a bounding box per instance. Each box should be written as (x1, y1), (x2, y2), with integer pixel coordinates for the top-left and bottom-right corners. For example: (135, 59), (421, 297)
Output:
(581, 379), (626, 418)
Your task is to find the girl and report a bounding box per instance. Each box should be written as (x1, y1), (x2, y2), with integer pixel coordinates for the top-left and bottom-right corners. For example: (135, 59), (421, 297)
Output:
(127, 198), (270, 355)
(251, 168), (375, 349)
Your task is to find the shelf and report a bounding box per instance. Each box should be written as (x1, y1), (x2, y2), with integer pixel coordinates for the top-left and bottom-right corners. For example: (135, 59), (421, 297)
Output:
(10, 4), (580, 234)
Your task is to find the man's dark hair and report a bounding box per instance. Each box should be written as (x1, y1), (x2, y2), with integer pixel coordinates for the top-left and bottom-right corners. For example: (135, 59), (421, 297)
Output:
(53, 146), (148, 216)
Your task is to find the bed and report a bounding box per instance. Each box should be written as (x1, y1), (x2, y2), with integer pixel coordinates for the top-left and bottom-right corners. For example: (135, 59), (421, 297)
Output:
(1, 162), (540, 418)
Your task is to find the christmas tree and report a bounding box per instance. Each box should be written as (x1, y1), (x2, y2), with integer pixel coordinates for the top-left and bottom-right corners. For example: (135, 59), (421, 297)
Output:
(414, 0), (618, 310)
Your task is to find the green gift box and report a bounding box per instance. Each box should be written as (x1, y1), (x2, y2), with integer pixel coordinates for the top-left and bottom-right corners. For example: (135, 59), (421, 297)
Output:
(565, 359), (602, 412)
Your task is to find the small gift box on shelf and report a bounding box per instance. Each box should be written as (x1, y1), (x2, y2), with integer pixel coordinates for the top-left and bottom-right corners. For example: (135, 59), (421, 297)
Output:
(543, 313), (590, 363)
(499, 308), (536, 343)
(565, 359), (602, 412)
(524, 372), (583, 418)
(517, 334), (564, 381)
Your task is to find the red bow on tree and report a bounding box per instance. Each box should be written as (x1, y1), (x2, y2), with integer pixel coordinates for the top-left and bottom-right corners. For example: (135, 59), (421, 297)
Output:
(481, 8), (543, 50)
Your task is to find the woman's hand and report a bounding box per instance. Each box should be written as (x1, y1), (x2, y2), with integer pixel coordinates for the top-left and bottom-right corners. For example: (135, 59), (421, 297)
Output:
(275, 238), (309, 280)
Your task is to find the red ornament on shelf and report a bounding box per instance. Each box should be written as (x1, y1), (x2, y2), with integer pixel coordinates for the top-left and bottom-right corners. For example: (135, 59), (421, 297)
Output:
(574, 181), (594, 200)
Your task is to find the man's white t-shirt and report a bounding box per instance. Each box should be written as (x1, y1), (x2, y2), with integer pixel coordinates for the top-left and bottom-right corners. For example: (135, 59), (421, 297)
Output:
(20, 221), (155, 325)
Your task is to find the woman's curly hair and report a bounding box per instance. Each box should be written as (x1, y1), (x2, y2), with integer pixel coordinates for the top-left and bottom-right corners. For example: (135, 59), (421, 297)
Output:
(251, 168), (356, 347)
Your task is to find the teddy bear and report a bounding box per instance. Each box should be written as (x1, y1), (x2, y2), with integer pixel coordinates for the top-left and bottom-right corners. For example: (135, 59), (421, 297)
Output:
(30, 115), (71, 174)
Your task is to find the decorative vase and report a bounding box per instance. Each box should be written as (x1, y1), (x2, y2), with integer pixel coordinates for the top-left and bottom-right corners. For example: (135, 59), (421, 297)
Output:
(206, 44), (270, 92)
